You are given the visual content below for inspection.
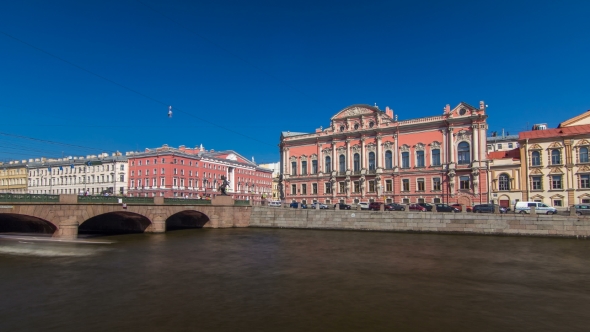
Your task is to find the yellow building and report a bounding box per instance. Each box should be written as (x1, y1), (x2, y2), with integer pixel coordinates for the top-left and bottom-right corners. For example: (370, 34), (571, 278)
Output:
(519, 110), (590, 208)
(0, 160), (28, 193)
(487, 148), (523, 209)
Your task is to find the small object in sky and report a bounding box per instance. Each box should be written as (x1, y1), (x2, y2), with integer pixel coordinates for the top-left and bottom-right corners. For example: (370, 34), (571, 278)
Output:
(168, 106), (172, 118)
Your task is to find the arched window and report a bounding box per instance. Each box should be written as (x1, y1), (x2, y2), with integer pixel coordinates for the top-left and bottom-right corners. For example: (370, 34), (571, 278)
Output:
(353, 153), (360, 172)
(499, 173), (510, 191)
(368, 152), (375, 170)
(580, 147), (589, 163)
(325, 156), (332, 172)
(339, 155), (345, 173)
(531, 151), (541, 166)
(458, 142), (470, 165)
(551, 149), (561, 165)
(385, 151), (393, 169)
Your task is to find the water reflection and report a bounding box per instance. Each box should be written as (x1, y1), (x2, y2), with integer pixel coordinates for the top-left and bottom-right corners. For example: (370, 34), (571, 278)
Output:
(0, 229), (589, 332)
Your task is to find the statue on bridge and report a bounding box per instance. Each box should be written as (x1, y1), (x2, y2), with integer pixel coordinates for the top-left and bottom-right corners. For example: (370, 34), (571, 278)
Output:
(218, 175), (229, 196)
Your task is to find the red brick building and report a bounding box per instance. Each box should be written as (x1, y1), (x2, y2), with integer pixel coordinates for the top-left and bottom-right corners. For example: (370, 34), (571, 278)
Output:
(279, 102), (489, 206)
(127, 144), (272, 202)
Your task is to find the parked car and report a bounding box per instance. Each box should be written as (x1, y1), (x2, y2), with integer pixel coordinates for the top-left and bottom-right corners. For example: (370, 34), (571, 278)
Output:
(385, 203), (405, 211)
(289, 202), (307, 209)
(450, 203), (472, 212)
(358, 202), (370, 210)
(408, 204), (427, 212)
(573, 204), (590, 216)
(514, 201), (557, 215)
(368, 202), (383, 211)
(434, 203), (460, 213)
(472, 204), (507, 214)
(268, 201), (281, 207)
(310, 203), (328, 209)
(417, 203), (433, 211)
(334, 203), (352, 210)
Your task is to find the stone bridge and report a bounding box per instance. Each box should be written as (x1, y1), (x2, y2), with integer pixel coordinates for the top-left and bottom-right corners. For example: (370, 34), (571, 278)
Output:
(0, 194), (252, 239)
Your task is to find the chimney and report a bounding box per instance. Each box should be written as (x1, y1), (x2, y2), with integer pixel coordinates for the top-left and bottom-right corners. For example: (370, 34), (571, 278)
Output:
(444, 104), (451, 114)
(385, 106), (394, 119)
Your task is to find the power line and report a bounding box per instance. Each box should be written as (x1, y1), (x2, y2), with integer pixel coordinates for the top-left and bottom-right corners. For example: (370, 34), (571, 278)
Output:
(0, 30), (275, 147)
(0, 132), (105, 152)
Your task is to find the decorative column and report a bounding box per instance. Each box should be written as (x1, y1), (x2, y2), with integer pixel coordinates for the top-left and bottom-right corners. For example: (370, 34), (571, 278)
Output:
(376, 135), (383, 169)
(361, 137), (366, 169)
(472, 124), (479, 162)
(394, 134), (399, 168)
(448, 128), (455, 163)
(331, 140), (337, 173)
(284, 147), (290, 175)
(346, 139), (351, 171)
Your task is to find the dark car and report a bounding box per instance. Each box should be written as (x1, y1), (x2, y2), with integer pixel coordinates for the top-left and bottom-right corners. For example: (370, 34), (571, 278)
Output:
(385, 203), (405, 211)
(573, 204), (590, 216)
(334, 203), (352, 210)
(434, 204), (459, 213)
(472, 204), (507, 213)
(289, 202), (307, 209)
(368, 202), (384, 211)
(418, 203), (433, 211)
(408, 204), (427, 212)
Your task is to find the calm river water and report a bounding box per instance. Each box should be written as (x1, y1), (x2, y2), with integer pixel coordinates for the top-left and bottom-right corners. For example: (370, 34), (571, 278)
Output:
(1, 228), (589, 332)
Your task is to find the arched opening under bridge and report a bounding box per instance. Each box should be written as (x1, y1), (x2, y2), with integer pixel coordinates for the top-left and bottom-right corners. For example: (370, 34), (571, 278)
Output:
(79, 212), (151, 235)
(0, 213), (57, 235)
(166, 210), (210, 231)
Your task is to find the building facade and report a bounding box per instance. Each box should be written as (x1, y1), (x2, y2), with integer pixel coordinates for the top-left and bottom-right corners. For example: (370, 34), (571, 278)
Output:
(486, 134), (519, 153)
(126, 144), (273, 202)
(27, 153), (129, 195)
(487, 148), (523, 209)
(279, 102), (489, 206)
(0, 160), (28, 193)
(519, 111), (590, 207)
(259, 162), (281, 200)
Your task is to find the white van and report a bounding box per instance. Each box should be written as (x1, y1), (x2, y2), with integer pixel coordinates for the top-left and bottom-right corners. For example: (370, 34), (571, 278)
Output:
(268, 201), (282, 207)
(514, 201), (557, 215)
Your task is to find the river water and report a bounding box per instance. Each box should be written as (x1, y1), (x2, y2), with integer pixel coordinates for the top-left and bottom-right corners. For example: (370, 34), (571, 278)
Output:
(1, 228), (589, 332)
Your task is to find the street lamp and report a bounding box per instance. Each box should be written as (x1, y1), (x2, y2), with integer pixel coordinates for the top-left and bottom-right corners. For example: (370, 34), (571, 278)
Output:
(111, 172), (115, 196)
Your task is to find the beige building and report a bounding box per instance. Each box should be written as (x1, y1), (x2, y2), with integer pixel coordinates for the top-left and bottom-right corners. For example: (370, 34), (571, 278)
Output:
(0, 160), (28, 193)
(258, 162), (280, 200)
(519, 110), (590, 208)
(487, 148), (523, 209)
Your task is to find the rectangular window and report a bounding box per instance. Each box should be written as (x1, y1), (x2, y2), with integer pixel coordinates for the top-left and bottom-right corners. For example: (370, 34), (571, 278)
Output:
(402, 152), (410, 168)
(312, 183), (317, 194)
(301, 161), (307, 175)
(161, 168), (165, 174)
(552, 175), (562, 189)
(498, 144), (502, 149)
(339, 182), (345, 193)
(291, 184), (296, 195)
(161, 178), (165, 186)
(385, 179), (392, 192)
(174, 168), (178, 175)
(553, 199), (563, 207)
(291, 161), (297, 176)
(402, 198), (409, 204)
(301, 184), (307, 195)
(354, 181), (360, 193)
(433, 198), (441, 203)
(417, 178), (425, 191)
(369, 180), (375, 192)
(312, 160), (318, 174)
(402, 179), (409, 191)
(581, 174), (590, 188)
(416, 151), (425, 167)
(433, 177), (441, 191)
(325, 182), (332, 194)
(460, 176), (470, 190)
(508, 143), (513, 149)
(431, 149), (440, 166)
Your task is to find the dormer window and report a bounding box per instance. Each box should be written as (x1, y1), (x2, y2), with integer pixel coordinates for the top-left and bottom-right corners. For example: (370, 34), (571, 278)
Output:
(354, 123), (359, 130)
(369, 121), (374, 128)
(340, 125), (345, 132)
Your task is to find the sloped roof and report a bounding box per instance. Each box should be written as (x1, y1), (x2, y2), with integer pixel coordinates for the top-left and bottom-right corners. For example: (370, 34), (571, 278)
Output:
(488, 148), (520, 160)
(281, 131), (310, 138)
(558, 110), (590, 127)
(519, 124), (590, 140)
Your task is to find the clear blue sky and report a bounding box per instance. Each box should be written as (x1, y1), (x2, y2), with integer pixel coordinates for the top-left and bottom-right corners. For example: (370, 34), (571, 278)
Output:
(1, 0), (589, 164)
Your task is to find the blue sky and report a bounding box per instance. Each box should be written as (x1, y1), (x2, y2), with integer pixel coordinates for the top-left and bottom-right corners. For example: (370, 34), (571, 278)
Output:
(1, 0), (589, 164)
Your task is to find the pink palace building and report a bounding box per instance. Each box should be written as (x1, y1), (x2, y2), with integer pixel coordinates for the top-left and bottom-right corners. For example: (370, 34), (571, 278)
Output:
(279, 102), (489, 206)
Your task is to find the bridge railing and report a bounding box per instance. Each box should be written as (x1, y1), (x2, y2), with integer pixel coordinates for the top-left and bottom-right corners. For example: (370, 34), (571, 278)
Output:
(0, 193), (59, 202)
(77, 196), (156, 204)
(163, 198), (211, 205)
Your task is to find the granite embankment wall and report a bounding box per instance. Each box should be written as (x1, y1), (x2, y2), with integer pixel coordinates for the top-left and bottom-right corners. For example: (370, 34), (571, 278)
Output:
(249, 206), (590, 238)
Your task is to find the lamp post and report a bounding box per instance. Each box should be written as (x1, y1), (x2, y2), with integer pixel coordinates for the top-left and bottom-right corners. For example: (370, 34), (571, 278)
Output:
(111, 172), (115, 196)
(204, 178), (208, 198)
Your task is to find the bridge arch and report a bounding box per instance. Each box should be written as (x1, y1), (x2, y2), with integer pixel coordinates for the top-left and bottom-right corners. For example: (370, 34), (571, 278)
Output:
(79, 211), (152, 235)
(165, 210), (210, 230)
(0, 213), (58, 235)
